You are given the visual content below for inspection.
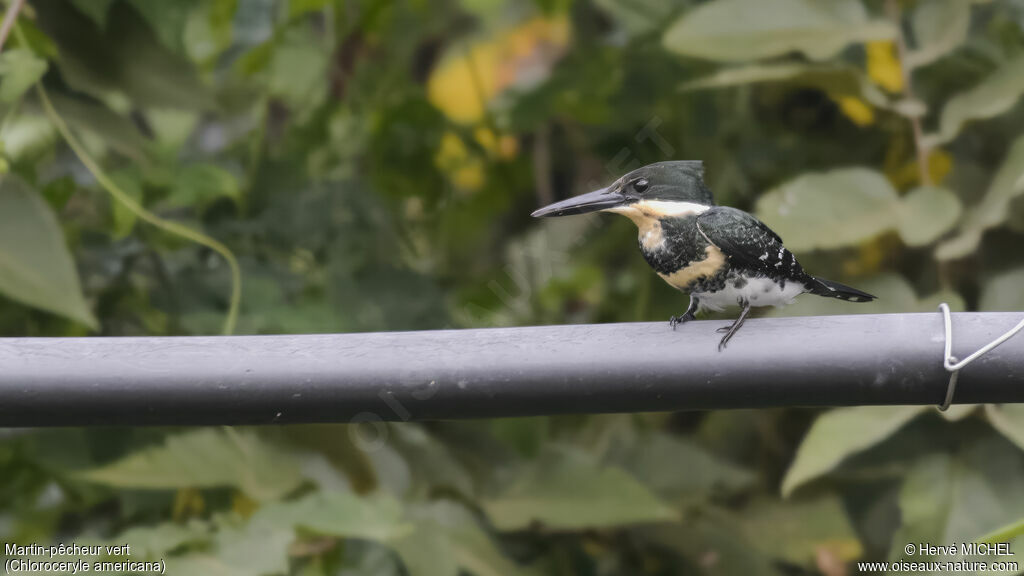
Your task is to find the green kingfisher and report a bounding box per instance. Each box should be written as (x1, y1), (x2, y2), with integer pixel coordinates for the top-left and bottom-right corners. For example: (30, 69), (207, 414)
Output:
(531, 161), (876, 350)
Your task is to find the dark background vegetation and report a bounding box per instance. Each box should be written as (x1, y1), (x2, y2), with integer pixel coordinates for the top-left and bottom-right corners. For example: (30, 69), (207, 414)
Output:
(2, 0), (1024, 574)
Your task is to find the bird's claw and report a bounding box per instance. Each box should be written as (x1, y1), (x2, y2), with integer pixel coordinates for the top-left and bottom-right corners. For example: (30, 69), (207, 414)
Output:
(716, 325), (731, 333)
(668, 313), (695, 331)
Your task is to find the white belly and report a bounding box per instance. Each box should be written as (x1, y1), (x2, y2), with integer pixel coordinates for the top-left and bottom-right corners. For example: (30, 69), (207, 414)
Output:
(694, 277), (807, 312)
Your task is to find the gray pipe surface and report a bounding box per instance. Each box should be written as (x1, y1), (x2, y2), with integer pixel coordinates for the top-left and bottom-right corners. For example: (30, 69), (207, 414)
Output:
(1, 313), (1022, 426)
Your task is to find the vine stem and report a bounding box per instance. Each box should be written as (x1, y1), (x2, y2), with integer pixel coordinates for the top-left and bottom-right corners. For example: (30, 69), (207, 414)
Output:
(0, 0), (24, 52)
(35, 85), (241, 335)
(886, 0), (932, 187)
(0, 5), (241, 335)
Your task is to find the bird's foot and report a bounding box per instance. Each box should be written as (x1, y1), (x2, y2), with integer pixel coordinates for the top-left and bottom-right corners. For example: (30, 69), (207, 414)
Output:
(716, 325), (731, 334)
(669, 312), (696, 331)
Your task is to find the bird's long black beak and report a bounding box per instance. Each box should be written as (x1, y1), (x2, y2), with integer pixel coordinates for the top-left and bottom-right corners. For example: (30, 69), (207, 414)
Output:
(531, 186), (627, 218)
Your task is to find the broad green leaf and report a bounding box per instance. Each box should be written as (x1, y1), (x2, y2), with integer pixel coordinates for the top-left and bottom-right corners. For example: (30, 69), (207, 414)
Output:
(593, 0), (688, 37)
(637, 510), (786, 576)
(113, 521), (211, 558)
(679, 62), (893, 110)
(79, 428), (303, 501)
(936, 134), (1024, 260)
(608, 432), (756, 504)
(407, 501), (538, 576)
(906, 0), (970, 69)
(268, 34), (330, 109)
(214, 514), (294, 576)
(35, 0), (213, 110)
(390, 522), (458, 576)
(929, 55), (1024, 145)
(166, 164), (241, 208)
(0, 175), (96, 327)
(680, 62), (816, 91)
(1, 114), (57, 161)
(979, 268), (1024, 311)
(109, 171), (144, 239)
(481, 445), (677, 531)
(781, 406), (926, 497)
(259, 491), (408, 541)
(49, 93), (149, 161)
(744, 495), (862, 563)
(663, 0), (894, 63)
(897, 186), (962, 246)
(69, 0), (116, 28)
(755, 168), (901, 251)
(388, 502), (536, 576)
(0, 49), (48, 103)
(889, 440), (1024, 564)
(985, 404), (1024, 451)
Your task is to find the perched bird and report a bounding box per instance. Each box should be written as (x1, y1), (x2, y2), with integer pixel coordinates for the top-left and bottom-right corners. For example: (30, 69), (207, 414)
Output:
(531, 161), (875, 350)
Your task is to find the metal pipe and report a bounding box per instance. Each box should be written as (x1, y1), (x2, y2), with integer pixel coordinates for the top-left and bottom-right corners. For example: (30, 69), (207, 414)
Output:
(1, 312), (1022, 426)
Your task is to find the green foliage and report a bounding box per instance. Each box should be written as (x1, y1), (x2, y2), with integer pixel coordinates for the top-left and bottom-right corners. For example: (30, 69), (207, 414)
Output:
(0, 175), (96, 327)
(781, 406), (925, 497)
(481, 445), (678, 530)
(3, 0), (1024, 574)
(662, 0), (893, 62)
(79, 428), (304, 501)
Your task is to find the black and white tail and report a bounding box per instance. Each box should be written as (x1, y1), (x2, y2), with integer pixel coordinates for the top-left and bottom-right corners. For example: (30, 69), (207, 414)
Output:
(806, 277), (876, 303)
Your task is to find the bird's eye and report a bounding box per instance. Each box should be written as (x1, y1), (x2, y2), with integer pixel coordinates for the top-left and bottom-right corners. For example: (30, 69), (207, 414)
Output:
(633, 178), (649, 193)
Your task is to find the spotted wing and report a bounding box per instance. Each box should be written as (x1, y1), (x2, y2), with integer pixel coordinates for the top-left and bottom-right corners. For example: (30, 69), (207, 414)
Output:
(695, 206), (805, 278)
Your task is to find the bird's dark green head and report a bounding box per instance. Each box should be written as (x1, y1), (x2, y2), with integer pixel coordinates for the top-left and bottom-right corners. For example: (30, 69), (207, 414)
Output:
(531, 161), (715, 218)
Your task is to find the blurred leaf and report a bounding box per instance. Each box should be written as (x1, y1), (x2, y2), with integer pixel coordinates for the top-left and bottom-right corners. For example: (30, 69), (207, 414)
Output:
(593, 0), (688, 37)
(427, 16), (571, 124)
(608, 431), (756, 505)
(113, 521), (211, 558)
(906, 0), (970, 68)
(979, 267), (1024, 311)
(782, 406), (926, 497)
(48, 93), (149, 161)
(110, 170), (145, 239)
(1, 114), (57, 161)
(491, 417), (550, 459)
(663, 0), (893, 63)
(80, 429), (303, 501)
(391, 523), (458, 576)
(36, 0), (213, 110)
(166, 164), (241, 208)
(267, 34), (329, 109)
(929, 55), (1024, 146)
(897, 185), (962, 246)
(744, 495), (862, 563)
(0, 49), (47, 103)
(69, 0), (116, 28)
(755, 168), (901, 251)
(638, 509), (786, 576)
(260, 491), (407, 541)
(680, 62), (890, 112)
(986, 404), (1024, 451)
(936, 134), (1024, 260)
(481, 445), (678, 531)
(400, 501), (538, 576)
(0, 175), (96, 327)
(889, 439), (1024, 564)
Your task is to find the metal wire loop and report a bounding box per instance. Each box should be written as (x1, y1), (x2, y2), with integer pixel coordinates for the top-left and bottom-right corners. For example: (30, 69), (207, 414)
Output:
(938, 303), (1024, 411)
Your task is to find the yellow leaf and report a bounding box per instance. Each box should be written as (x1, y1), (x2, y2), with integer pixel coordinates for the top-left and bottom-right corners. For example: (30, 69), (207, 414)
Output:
(866, 41), (903, 93)
(426, 44), (499, 125)
(427, 15), (570, 124)
(435, 131), (486, 192)
(834, 95), (875, 127)
(887, 149), (954, 190)
(474, 127), (519, 160)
